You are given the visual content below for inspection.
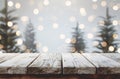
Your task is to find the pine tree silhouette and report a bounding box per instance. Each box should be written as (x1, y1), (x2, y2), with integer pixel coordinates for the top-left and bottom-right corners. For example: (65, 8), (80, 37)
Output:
(70, 22), (86, 53)
(95, 7), (118, 53)
(0, 0), (21, 53)
(24, 20), (38, 53)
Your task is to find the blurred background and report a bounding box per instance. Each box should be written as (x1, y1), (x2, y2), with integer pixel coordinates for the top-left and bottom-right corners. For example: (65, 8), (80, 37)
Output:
(0, 0), (120, 53)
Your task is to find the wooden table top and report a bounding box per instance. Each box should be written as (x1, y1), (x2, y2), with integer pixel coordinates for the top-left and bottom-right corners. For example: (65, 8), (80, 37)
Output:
(0, 53), (120, 75)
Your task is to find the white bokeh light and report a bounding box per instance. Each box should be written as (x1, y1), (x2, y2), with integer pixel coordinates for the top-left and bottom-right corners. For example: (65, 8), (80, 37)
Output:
(33, 9), (39, 15)
(53, 23), (59, 29)
(101, 41), (107, 47)
(65, 0), (72, 6)
(113, 5), (119, 11)
(80, 8), (87, 16)
(17, 39), (23, 45)
(60, 34), (66, 39)
(113, 34), (118, 39)
(8, 1), (14, 7)
(21, 16), (29, 22)
(7, 21), (13, 27)
(101, 0), (107, 7)
(79, 24), (85, 29)
(112, 20), (118, 26)
(15, 3), (21, 9)
(92, 0), (97, 2)
(109, 46), (114, 52)
(43, 0), (49, 6)
(16, 31), (21, 36)
(117, 48), (120, 53)
(87, 33), (94, 39)
(0, 0), (119, 53)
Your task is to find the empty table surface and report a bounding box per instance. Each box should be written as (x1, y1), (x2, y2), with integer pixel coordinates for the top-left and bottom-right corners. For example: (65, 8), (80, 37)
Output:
(0, 53), (119, 75)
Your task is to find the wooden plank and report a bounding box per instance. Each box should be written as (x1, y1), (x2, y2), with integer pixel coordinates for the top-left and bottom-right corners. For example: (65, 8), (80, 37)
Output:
(62, 53), (96, 74)
(83, 53), (120, 74)
(0, 53), (39, 74)
(0, 53), (19, 63)
(28, 53), (61, 74)
(100, 53), (120, 63)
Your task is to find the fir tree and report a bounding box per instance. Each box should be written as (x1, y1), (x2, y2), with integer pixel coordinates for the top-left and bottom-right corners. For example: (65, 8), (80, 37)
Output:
(95, 7), (118, 53)
(24, 20), (38, 53)
(0, 0), (21, 53)
(70, 22), (86, 53)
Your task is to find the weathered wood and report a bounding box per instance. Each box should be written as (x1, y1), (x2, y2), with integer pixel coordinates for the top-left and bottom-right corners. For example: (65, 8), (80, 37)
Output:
(83, 53), (120, 74)
(0, 53), (119, 75)
(0, 53), (39, 74)
(62, 53), (96, 74)
(0, 53), (19, 63)
(28, 53), (61, 74)
(100, 53), (120, 63)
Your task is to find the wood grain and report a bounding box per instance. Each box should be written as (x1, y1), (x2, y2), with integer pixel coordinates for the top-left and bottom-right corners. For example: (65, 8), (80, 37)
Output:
(0, 53), (19, 63)
(83, 53), (120, 74)
(28, 53), (61, 74)
(100, 53), (120, 63)
(0, 53), (119, 75)
(62, 53), (95, 74)
(0, 53), (39, 74)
